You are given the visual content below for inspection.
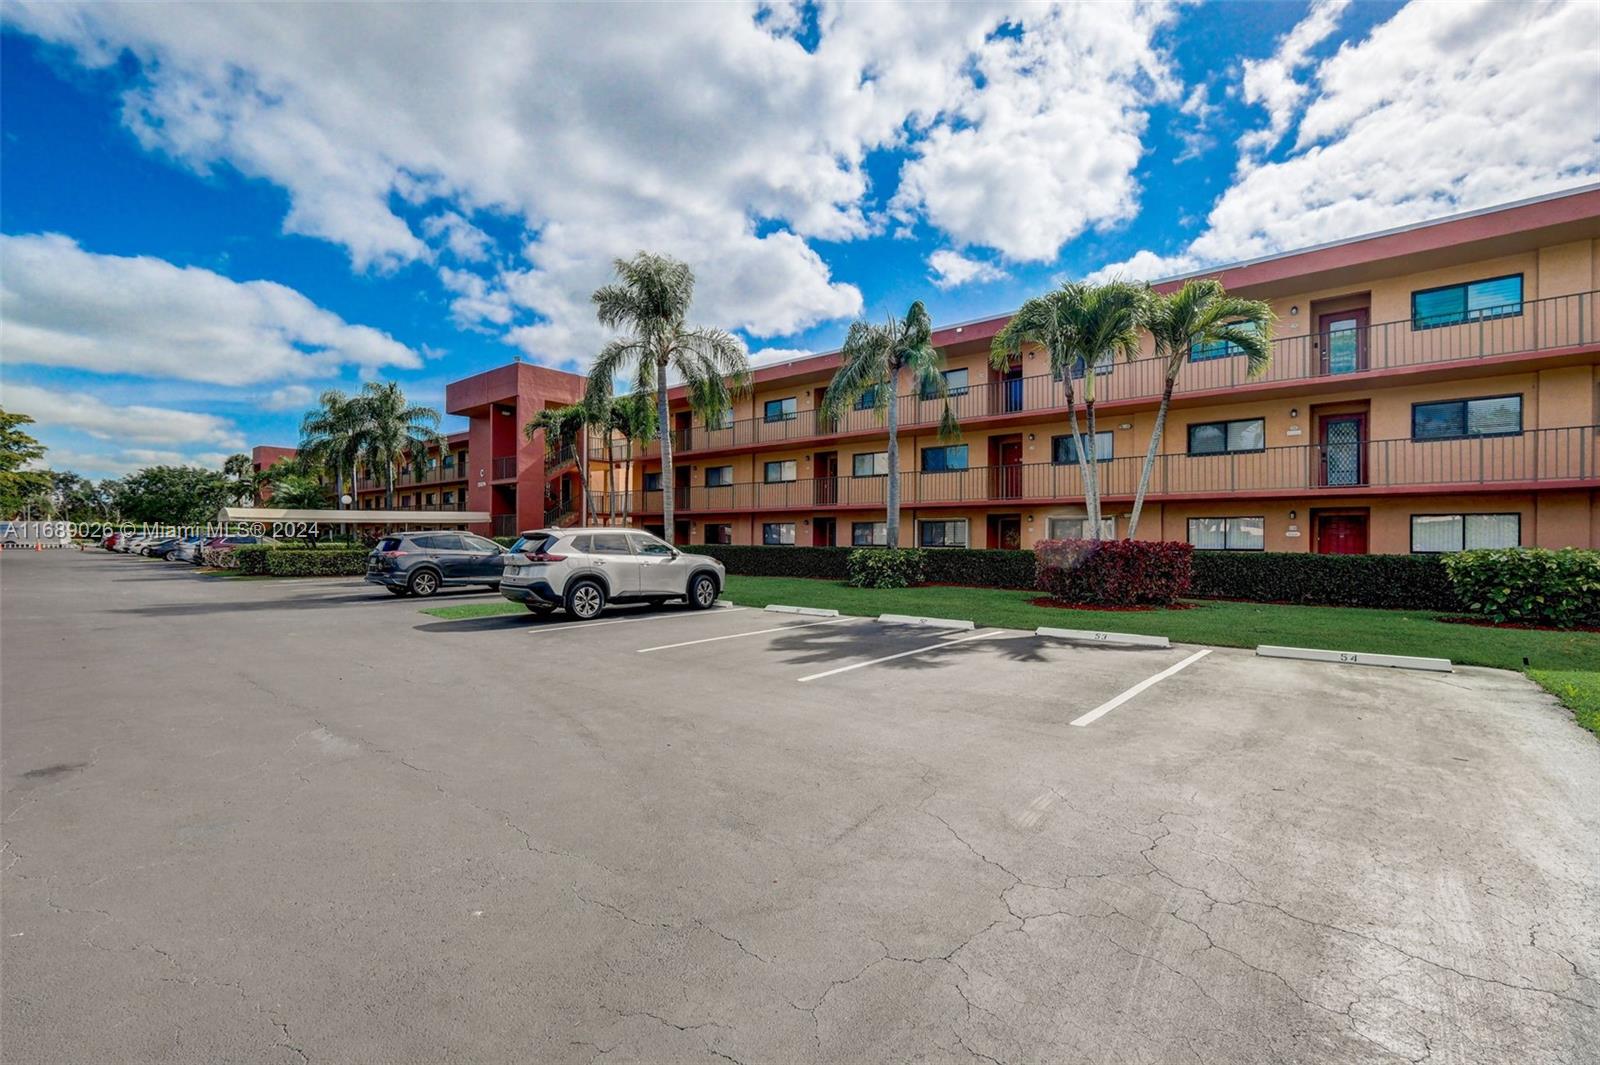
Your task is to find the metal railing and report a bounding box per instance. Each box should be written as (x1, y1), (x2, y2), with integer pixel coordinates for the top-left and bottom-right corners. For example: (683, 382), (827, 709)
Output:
(491, 456), (518, 481)
(544, 441), (577, 474)
(651, 289), (1598, 454)
(492, 514), (518, 538)
(591, 424), (1596, 513)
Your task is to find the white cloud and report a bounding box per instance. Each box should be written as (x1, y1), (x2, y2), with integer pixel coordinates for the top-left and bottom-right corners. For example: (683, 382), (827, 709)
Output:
(35, 446), (235, 479)
(928, 250), (1008, 289)
(264, 384), (317, 411)
(890, 3), (1179, 262)
(1237, 0), (1351, 157)
(0, 381), (245, 449)
(1091, 0), (1600, 283)
(746, 347), (815, 369)
(5, 1), (1179, 363)
(0, 233), (421, 385)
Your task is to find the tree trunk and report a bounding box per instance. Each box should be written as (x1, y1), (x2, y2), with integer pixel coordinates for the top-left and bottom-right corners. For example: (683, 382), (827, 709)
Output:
(623, 439), (634, 526)
(1126, 374), (1176, 540)
(578, 428), (590, 525)
(1084, 392), (1101, 539)
(1062, 373), (1091, 539)
(656, 358), (674, 544)
(886, 363), (902, 549)
(604, 433), (615, 527)
(334, 467), (346, 511)
(384, 463), (395, 510)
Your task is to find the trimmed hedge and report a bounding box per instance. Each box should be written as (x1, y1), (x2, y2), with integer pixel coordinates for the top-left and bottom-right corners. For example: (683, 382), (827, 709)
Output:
(1189, 551), (1460, 610)
(1441, 548), (1600, 628)
(695, 544), (853, 578)
(847, 548), (927, 589)
(1036, 539), (1193, 606)
(922, 549), (1036, 590)
(262, 547), (370, 577)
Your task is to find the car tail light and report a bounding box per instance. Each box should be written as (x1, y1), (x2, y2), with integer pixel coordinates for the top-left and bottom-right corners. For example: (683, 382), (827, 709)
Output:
(523, 551), (566, 563)
(382, 550), (408, 557)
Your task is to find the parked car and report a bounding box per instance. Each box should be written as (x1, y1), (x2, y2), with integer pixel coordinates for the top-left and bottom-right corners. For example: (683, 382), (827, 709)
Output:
(145, 537), (182, 558)
(191, 534), (272, 565)
(498, 527), (723, 619)
(117, 535), (145, 553)
(102, 532), (121, 551)
(167, 536), (206, 563)
(365, 530), (508, 597)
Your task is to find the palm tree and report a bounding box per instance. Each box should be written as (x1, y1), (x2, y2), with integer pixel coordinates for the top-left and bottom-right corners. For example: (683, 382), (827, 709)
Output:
(609, 391), (658, 526)
(585, 252), (750, 544)
(1129, 281), (1274, 539)
(350, 381), (444, 509)
(819, 300), (960, 549)
(991, 281), (1146, 541)
(525, 401), (599, 525)
(299, 389), (365, 509)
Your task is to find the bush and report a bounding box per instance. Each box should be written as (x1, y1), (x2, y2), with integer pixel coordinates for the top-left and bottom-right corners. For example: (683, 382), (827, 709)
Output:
(232, 544), (273, 575)
(1035, 538), (1193, 606)
(1189, 551), (1459, 610)
(262, 547), (370, 577)
(493, 536), (520, 548)
(921, 548), (1036, 589)
(1440, 548), (1600, 628)
(201, 546), (242, 569)
(847, 548), (927, 588)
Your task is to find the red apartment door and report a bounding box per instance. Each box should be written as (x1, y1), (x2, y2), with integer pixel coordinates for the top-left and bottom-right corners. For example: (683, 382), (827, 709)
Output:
(997, 439), (1023, 498)
(812, 517), (836, 547)
(1318, 309), (1369, 375)
(1316, 514), (1368, 554)
(814, 452), (838, 505)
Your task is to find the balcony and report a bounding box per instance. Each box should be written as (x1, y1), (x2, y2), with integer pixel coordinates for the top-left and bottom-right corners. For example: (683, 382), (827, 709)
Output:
(662, 289), (1599, 455)
(545, 440), (578, 474)
(492, 514), (518, 538)
(491, 456), (518, 481)
(595, 424), (1597, 514)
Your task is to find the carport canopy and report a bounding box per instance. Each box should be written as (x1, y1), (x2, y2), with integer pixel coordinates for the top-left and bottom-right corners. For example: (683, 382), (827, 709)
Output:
(217, 506), (489, 527)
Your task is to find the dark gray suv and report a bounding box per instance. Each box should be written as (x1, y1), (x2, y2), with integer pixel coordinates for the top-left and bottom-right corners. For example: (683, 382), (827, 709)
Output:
(365, 530), (508, 597)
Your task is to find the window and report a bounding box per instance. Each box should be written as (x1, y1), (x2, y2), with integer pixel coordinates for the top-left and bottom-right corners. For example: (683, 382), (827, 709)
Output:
(854, 386), (879, 411)
(1051, 432), (1113, 464)
(763, 522), (796, 545)
(1411, 395), (1522, 440)
(424, 492), (435, 505)
(630, 534), (674, 557)
(918, 520), (968, 548)
(764, 397), (797, 423)
(442, 491), (454, 504)
(456, 451), (468, 469)
(704, 523), (733, 545)
(643, 472), (663, 491)
(1410, 514), (1520, 552)
(853, 451), (889, 477)
(1412, 274), (1524, 329)
(852, 521), (888, 546)
(1065, 356), (1114, 380)
(921, 445), (968, 472)
(1191, 320), (1263, 362)
(590, 532), (633, 555)
(705, 465), (733, 487)
(1187, 517), (1265, 551)
(1046, 516), (1116, 540)
(442, 454), (455, 469)
(707, 408), (734, 430)
(764, 460), (797, 483)
(401, 494), (411, 507)
(1187, 418), (1265, 455)
(922, 368), (968, 399)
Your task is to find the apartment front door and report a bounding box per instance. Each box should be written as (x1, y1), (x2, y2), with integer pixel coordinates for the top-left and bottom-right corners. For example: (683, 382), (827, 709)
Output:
(1318, 308), (1369, 375)
(987, 514), (1022, 549)
(1320, 414), (1366, 487)
(814, 451), (838, 506)
(812, 517), (836, 547)
(990, 436), (1024, 499)
(1316, 513), (1368, 554)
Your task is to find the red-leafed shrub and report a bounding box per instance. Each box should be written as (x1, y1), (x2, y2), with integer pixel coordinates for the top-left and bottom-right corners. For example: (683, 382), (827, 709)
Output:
(1035, 538), (1194, 606)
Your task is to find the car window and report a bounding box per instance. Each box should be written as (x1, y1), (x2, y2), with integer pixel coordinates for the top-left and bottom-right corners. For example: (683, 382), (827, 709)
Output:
(430, 533), (466, 551)
(590, 532), (633, 555)
(377, 538), (403, 552)
(630, 534), (674, 557)
(462, 534), (501, 553)
(509, 534), (551, 553)
(568, 535), (592, 553)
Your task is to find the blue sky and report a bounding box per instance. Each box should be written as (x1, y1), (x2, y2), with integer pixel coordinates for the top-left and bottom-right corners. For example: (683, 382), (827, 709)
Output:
(2, 1), (1595, 478)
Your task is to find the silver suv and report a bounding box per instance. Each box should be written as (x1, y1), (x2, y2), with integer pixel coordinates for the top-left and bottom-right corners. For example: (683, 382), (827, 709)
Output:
(499, 527), (725, 619)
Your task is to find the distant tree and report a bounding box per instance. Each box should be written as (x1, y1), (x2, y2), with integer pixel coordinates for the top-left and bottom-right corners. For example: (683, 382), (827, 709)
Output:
(526, 401), (601, 525)
(0, 407), (51, 517)
(267, 473), (330, 510)
(299, 389), (365, 509)
(585, 252), (750, 543)
(350, 382), (443, 509)
(114, 466), (235, 525)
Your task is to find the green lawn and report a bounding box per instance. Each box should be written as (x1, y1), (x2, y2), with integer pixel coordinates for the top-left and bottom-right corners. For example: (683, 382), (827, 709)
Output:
(418, 575), (1600, 739)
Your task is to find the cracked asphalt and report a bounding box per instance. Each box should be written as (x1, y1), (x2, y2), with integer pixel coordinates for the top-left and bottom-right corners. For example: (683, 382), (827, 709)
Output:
(3, 549), (1597, 1064)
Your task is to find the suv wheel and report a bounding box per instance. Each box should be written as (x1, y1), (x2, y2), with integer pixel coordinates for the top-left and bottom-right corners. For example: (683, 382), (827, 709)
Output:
(565, 579), (605, 620)
(408, 569), (441, 598)
(688, 574), (718, 610)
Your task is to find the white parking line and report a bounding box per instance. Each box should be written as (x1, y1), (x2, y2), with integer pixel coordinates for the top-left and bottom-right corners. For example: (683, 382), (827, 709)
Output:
(1069, 649), (1212, 727)
(527, 607), (746, 635)
(636, 614), (854, 653)
(797, 629), (1004, 683)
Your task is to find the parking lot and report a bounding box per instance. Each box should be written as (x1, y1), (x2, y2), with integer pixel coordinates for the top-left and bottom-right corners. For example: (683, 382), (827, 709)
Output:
(4, 549), (1598, 1064)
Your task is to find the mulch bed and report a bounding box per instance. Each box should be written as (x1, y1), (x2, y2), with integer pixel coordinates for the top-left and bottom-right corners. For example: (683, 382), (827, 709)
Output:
(1436, 615), (1600, 634)
(1026, 597), (1196, 612)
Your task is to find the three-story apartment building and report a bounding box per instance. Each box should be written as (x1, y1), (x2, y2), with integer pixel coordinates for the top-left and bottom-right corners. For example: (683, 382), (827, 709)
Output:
(597, 187), (1600, 555)
(263, 187), (1599, 553)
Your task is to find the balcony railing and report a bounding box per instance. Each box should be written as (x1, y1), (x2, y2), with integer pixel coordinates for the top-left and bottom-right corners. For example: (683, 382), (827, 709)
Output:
(491, 456), (518, 481)
(653, 289), (1598, 454)
(545, 440), (578, 474)
(592, 424), (1596, 514)
(492, 514), (518, 538)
